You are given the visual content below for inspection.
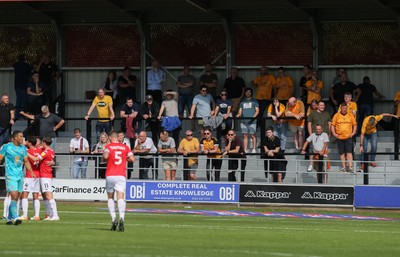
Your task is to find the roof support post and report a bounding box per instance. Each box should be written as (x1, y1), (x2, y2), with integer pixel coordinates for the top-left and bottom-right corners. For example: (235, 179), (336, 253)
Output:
(309, 17), (321, 69)
(221, 17), (234, 78)
(136, 18), (147, 103)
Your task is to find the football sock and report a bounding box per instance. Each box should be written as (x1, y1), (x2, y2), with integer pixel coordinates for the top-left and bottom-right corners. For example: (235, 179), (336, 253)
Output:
(117, 199), (126, 220)
(107, 199), (116, 221)
(3, 196), (10, 218)
(49, 199), (58, 217)
(44, 200), (51, 216)
(9, 200), (18, 220)
(33, 199), (40, 217)
(21, 198), (28, 217)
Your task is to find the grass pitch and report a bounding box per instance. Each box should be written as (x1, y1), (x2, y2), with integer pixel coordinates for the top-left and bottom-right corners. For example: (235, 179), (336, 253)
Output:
(1, 202), (400, 257)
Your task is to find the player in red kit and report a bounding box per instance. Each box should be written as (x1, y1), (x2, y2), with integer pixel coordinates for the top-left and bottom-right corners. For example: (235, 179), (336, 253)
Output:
(38, 137), (59, 221)
(103, 132), (135, 232)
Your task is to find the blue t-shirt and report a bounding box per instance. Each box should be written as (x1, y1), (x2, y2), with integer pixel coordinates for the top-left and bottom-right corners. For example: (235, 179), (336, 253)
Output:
(240, 98), (259, 125)
(216, 99), (233, 115)
(192, 94), (214, 118)
(0, 142), (27, 178)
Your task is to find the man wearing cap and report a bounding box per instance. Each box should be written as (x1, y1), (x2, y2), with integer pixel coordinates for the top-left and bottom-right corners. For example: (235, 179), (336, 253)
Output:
(140, 95), (161, 145)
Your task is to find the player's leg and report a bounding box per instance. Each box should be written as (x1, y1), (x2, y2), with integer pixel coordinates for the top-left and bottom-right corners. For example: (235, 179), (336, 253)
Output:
(106, 176), (118, 231)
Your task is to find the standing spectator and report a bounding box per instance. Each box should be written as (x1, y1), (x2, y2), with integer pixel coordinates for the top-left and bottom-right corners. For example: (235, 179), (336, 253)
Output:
(330, 72), (356, 112)
(91, 132), (109, 179)
(177, 130), (200, 180)
(102, 132), (135, 232)
(118, 67), (137, 104)
(104, 71), (118, 102)
(120, 97), (140, 147)
(329, 68), (346, 112)
(199, 63), (218, 99)
(157, 130), (177, 181)
(189, 85), (215, 138)
(267, 97), (287, 152)
(177, 65), (195, 118)
(85, 88), (115, 143)
(133, 131), (158, 180)
(306, 99), (319, 117)
(354, 76), (385, 133)
(13, 54), (32, 116)
(305, 69), (323, 109)
(20, 105), (65, 151)
(301, 124), (330, 184)
(359, 113), (398, 171)
(262, 126), (286, 183)
(274, 67), (293, 106)
(236, 87), (259, 153)
(340, 92), (357, 117)
(331, 103), (357, 173)
(223, 67), (245, 115)
(147, 60), (165, 105)
(26, 71), (44, 115)
(222, 129), (246, 182)
(307, 101), (332, 136)
(69, 128), (90, 179)
(214, 90), (233, 142)
(0, 94), (15, 147)
(299, 65), (312, 103)
(200, 128), (222, 181)
(36, 53), (59, 105)
(157, 90), (181, 146)
(395, 91), (400, 117)
(0, 131), (34, 225)
(285, 97), (305, 152)
(251, 66), (276, 122)
(140, 95), (161, 145)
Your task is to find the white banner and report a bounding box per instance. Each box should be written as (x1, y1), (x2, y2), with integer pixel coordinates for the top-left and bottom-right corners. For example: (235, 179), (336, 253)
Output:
(52, 179), (108, 201)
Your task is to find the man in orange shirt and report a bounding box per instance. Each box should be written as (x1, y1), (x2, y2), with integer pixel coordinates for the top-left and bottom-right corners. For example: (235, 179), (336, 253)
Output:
(274, 67), (293, 106)
(305, 69), (323, 106)
(251, 66), (276, 123)
(331, 103), (357, 172)
(285, 97), (305, 152)
(359, 113), (398, 171)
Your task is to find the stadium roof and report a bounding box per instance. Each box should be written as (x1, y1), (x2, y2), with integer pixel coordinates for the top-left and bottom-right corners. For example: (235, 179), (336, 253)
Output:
(0, 0), (399, 25)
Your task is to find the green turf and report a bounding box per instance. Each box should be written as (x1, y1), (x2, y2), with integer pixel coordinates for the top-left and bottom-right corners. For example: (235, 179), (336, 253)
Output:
(1, 202), (400, 257)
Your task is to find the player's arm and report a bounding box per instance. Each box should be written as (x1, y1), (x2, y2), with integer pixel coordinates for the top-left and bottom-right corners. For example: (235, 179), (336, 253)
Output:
(23, 156), (35, 178)
(127, 152), (135, 163)
(0, 153), (4, 162)
(102, 149), (110, 160)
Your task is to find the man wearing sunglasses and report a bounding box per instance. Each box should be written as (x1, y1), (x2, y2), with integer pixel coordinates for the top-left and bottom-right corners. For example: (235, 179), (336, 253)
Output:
(177, 130), (200, 180)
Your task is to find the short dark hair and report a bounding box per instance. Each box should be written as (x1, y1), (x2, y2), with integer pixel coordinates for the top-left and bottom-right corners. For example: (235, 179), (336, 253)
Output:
(244, 87), (253, 95)
(12, 130), (22, 139)
(42, 137), (52, 145)
(266, 126), (274, 132)
(73, 128), (81, 133)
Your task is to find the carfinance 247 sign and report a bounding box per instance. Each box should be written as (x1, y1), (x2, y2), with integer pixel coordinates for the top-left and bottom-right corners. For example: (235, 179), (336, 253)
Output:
(126, 181), (239, 203)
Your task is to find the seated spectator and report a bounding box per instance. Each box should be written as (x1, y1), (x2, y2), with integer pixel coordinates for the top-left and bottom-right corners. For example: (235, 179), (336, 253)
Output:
(200, 128), (222, 181)
(222, 129), (246, 182)
(133, 131), (158, 180)
(301, 124), (329, 184)
(261, 126), (286, 183)
(267, 97), (287, 152)
(157, 90), (181, 146)
(158, 130), (177, 181)
(69, 128), (90, 179)
(177, 130), (200, 180)
(236, 87), (259, 153)
(91, 132), (109, 179)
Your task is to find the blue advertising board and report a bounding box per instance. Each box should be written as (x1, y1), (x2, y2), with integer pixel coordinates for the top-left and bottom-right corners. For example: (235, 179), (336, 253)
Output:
(126, 181), (239, 203)
(355, 186), (400, 208)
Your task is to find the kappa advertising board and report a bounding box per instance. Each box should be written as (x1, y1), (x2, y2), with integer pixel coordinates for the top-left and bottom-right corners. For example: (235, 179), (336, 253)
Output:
(126, 181), (239, 203)
(240, 184), (354, 205)
(52, 179), (108, 201)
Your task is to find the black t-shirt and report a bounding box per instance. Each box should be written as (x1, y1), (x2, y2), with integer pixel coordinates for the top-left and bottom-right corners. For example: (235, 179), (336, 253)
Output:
(332, 82), (357, 105)
(39, 62), (59, 86)
(356, 83), (377, 105)
(13, 61), (32, 90)
(224, 76), (245, 99)
(121, 102), (140, 115)
(0, 103), (14, 128)
(263, 136), (281, 153)
(118, 75), (137, 100)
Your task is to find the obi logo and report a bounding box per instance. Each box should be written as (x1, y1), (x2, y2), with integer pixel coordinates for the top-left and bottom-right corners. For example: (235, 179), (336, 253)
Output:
(129, 183), (146, 199)
(219, 185), (235, 201)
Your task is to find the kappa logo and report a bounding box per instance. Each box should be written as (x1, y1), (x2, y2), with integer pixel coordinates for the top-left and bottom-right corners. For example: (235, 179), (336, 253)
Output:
(244, 190), (256, 197)
(301, 191), (348, 201)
